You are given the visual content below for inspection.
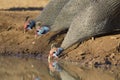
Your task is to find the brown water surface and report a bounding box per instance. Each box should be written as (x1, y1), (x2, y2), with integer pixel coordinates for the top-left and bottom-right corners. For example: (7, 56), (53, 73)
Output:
(0, 56), (120, 80)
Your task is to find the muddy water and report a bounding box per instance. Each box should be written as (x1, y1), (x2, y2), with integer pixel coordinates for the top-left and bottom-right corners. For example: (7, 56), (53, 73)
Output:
(0, 56), (120, 80)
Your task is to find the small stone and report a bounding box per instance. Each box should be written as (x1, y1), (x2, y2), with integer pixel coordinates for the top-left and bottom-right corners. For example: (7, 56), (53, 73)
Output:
(31, 65), (34, 68)
(110, 53), (115, 58)
(91, 37), (95, 40)
(32, 41), (35, 44)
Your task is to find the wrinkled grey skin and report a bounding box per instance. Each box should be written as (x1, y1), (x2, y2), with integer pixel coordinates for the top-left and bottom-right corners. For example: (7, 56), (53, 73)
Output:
(34, 0), (70, 26)
(35, 0), (120, 49)
(61, 0), (120, 49)
(51, 0), (90, 31)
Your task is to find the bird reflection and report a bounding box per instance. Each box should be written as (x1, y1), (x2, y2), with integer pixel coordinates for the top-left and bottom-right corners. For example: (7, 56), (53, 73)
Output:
(48, 59), (77, 80)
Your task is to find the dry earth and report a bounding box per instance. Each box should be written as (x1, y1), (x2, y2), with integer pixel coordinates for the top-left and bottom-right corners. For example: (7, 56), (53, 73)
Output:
(0, 0), (49, 9)
(0, 10), (119, 67)
(0, 0), (120, 67)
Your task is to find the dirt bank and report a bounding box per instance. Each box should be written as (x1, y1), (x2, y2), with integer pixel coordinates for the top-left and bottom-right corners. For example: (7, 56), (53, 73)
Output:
(0, 11), (120, 67)
(62, 34), (120, 67)
(0, 0), (49, 9)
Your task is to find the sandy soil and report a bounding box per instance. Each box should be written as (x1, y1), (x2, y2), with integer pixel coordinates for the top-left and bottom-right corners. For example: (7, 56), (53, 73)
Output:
(0, 11), (119, 67)
(0, 0), (49, 9)
(61, 33), (120, 67)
